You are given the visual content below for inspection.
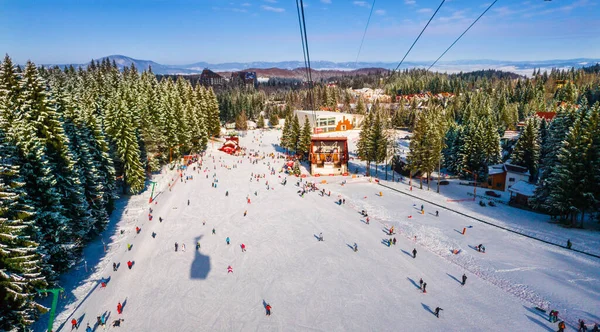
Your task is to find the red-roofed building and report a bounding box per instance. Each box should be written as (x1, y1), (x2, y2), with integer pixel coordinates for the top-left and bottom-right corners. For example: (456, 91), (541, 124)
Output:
(535, 112), (556, 121)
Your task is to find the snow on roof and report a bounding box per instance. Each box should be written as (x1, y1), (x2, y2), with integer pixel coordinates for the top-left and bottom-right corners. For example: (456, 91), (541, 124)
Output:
(502, 131), (520, 140)
(488, 164), (506, 175)
(508, 180), (536, 197)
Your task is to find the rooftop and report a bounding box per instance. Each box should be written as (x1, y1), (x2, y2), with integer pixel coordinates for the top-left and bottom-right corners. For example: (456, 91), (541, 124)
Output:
(508, 180), (536, 197)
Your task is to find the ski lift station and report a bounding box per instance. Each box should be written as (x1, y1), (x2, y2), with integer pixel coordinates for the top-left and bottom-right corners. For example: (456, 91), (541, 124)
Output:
(294, 110), (364, 134)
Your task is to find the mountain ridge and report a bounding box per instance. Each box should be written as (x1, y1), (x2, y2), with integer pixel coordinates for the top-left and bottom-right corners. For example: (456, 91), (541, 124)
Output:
(43, 54), (600, 77)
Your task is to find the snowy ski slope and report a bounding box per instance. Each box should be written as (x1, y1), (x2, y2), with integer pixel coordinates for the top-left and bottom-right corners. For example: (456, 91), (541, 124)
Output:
(36, 129), (600, 332)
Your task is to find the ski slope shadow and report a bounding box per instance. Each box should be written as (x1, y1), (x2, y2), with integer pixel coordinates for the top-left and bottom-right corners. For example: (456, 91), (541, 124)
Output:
(400, 249), (412, 257)
(525, 315), (554, 331)
(407, 277), (421, 290)
(421, 303), (435, 316)
(446, 273), (462, 285)
(190, 235), (211, 279)
(522, 305), (547, 320)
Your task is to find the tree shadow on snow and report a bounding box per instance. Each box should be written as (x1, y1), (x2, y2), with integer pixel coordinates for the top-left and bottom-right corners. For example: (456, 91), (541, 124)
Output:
(446, 273), (462, 285)
(270, 143), (287, 154)
(42, 196), (133, 332)
(525, 315), (554, 331)
(190, 235), (211, 279)
(421, 303), (435, 315)
(407, 277), (421, 290)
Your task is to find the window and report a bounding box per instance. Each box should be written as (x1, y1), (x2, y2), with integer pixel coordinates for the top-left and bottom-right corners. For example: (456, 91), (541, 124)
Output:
(496, 183), (502, 188)
(509, 177), (515, 182)
(327, 118), (336, 125)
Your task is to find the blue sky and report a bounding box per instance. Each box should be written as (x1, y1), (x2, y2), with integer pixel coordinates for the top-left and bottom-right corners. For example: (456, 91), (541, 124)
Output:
(1, 0), (599, 65)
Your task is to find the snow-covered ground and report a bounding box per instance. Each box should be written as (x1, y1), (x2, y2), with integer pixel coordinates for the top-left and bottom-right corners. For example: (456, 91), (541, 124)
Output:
(35, 129), (600, 332)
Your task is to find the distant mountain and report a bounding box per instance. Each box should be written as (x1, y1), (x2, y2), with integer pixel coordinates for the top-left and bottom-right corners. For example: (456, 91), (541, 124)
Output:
(45, 55), (600, 77)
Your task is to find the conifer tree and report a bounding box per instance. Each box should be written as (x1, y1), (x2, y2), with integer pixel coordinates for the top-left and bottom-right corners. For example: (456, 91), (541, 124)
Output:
(298, 116), (312, 159)
(357, 111), (374, 175)
(268, 112), (279, 128)
(356, 97), (366, 115)
(280, 113), (292, 151)
(289, 114), (301, 153)
(511, 117), (540, 181)
(206, 87), (221, 137)
(256, 114), (265, 129)
(0, 127), (47, 330)
(235, 110), (248, 130)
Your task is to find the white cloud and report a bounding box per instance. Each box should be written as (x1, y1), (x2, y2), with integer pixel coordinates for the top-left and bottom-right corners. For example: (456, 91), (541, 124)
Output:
(405, 0), (416, 5)
(264, 0), (277, 3)
(232, 8), (248, 12)
(417, 8), (431, 13)
(353, 1), (369, 8)
(261, 5), (285, 12)
(241, 2), (251, 6)
(321, 0), (332, 3)
(375, 9), (386, 15)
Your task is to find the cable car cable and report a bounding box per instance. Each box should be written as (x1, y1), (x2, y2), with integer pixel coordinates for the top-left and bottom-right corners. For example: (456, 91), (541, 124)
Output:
(355, 0), (377, 67)
(427, 0), (498, 71)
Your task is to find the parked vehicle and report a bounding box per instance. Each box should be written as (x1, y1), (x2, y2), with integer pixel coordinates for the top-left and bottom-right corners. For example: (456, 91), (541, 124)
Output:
(485, 190), (501, 198)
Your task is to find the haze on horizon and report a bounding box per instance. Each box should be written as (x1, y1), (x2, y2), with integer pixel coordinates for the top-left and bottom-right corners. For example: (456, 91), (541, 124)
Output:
(1, 0), (599, 66)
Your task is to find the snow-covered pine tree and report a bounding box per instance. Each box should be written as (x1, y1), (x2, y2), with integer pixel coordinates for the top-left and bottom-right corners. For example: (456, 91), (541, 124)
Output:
(0, 126), (47, 330)
(193, 84), (209, 151)
(510, 117), (540, 181)
(206, 87), (221, 138)
(19, 61), (91, 271)
(105, 92), (145, 194)
(357, 111), (374, 176)
(297, 116), (312, 159)
(531, 106), (577, 210)
(544, 107), (591, 224)
(356, 97), (366, 115)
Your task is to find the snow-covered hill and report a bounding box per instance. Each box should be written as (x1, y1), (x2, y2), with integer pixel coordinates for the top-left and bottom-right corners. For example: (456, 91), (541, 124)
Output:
(34, 130), (600, 332)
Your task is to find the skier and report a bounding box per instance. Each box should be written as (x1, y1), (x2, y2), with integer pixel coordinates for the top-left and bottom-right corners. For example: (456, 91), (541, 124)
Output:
(112, 319), (124, 327)
(226, 191), (229, 197)
(117, 301), (123, 314)
(412, 248), (417, 258)
(419, 278), (423, 290)
(558, 321), (566, 332)
(366, 217), (370, 224)
(462, 273), (467, 286)
(182, 243), (186, 251)
(127, 261), (133, 269)
(393, 238), (397, 245)
(85, 323), (92, 332)
(579, 320), (588, 332)
(100, 314), (106, 327)
(388, 238), (392, 247)
(244, 210), (247, 217)
(159, 217), (163, 223)
(339, 199), (342, 205)
(226, 237), (230, 245)
(188, 199), (190, 206)
(127, 243), (132, 251)
(71, 318), (78, 330)
(423, 282), (427, 293)
(152, 231), (156, 238)
(212, 228), (216, 235)
(434, 307), (443, 318)
(196, 241), (201, 250)
(113, 262), (117, 271)
(265, 304), (272, 316)
(319, 233), (324, 241)
(227, 265), (233, 273)
(567, 239), (572, 249)
(353, 243), (358, 252)
(591, 323), (598, 332)
(436, 211), (439, 217)
(241, 243), (246, 252)
(343, 199), (346, 204)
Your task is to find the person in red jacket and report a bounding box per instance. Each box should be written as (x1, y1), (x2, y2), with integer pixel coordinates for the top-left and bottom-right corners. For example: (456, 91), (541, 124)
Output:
(265, 304), (272, 316)
(117, 302), (123, 314)
(71, 318), (78, 329)
(241, 244), (246, 252)
(127, 261), (133, 269)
